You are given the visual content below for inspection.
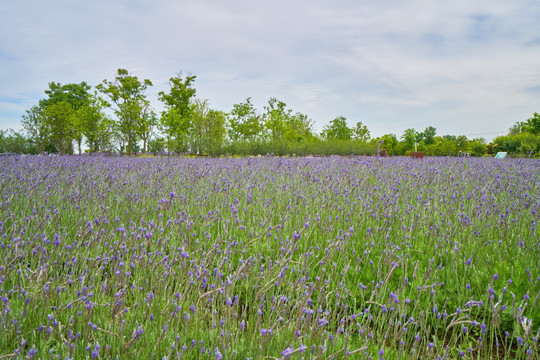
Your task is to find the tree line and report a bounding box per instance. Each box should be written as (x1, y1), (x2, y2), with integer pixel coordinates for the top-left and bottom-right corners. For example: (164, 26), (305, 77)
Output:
(1, 68), (539, 157)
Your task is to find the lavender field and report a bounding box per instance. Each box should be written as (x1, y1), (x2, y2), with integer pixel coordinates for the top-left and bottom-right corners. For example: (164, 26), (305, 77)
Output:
(0, 156), (539, 359)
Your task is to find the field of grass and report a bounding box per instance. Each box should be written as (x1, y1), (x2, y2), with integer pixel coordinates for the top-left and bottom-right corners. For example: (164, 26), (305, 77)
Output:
(0, 155), (538, 359)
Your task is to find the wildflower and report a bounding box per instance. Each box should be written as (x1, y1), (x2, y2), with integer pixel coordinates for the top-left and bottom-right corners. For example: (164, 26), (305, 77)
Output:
(135, 326), (144, 338)
(281, 347), (293, 358)
(27, 347), (38, 359)
(318, 318), (329, 327)
(91, 344), (100, 358)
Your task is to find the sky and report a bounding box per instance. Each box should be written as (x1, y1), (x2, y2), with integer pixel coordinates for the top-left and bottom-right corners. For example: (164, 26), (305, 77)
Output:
(1, 0), (540, 141)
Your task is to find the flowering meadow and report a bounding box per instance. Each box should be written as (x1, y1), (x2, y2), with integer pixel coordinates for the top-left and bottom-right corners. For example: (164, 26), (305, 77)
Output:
(0, 155), (539, 359)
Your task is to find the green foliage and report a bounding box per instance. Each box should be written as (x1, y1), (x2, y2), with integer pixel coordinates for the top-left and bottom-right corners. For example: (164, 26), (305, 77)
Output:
(422, 126), (437, 145)
(190, 99), (227, 155)
(227, 98), (263, 143)
(38, 82), (94, 155)
(158, 73), (197, 153)
(262, 98), (316, 144)
(425, 137), (458, 156)
(352, 121), (370, 142)
(40, 82), (91, 111)
(42, 101), (75, 155)
(401, 128), (418, 149)
(466, 138), (487, 157)
(20, 82), (95, 155)
(321, 116), (353, 141)
(97, 68), (153, 155)
(0, 129), (36, 154)
(503, 113), (540, 156)
(372, 134), (398, 155)
(148, 137), (166, 153)
(137, 111), (157, 153)
(510, 112), (540, 135)
(13, 69), (539, 158)
(76, 94), (109, 154)
(494, 132), (540, 157)
(21, 105), (49, 154)
(455, 135), (468, 150)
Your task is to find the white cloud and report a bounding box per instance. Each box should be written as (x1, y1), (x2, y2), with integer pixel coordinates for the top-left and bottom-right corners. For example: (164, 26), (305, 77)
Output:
(1, 0), (539, 141)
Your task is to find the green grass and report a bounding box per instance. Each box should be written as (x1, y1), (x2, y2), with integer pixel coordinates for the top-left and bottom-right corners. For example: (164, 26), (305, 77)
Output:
(0, 155), (538, 359)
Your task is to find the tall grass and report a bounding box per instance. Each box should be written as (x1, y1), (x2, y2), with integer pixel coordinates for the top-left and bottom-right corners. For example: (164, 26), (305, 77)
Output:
(0, 156), (538, 359)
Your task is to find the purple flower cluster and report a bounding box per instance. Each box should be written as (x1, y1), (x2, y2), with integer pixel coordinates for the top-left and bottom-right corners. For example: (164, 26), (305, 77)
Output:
(0, 155), (538, 358)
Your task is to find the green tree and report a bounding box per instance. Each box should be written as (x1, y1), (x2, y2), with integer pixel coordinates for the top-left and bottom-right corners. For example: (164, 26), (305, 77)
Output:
(21, 105), (49, 154)
(0, 129), (34, 154)
(508, 122), (525, 135)
(455, 135), (468, 151)
(508, 113), (540, 135)
(71, 112), (85, 155)
(21, 82), (92, 154)
(467, 138), (487, 157)
(373, 134), (398, 155)
(322, 116), (352, 141)
(41, 82), (91, 110)
(422, 126), (436, 145)
(190, 99), (227, 155)
(283, 112), (315, 143)
(42, 101), (75, 155)
(494, 133), (540, 156)
(227, 98), (263, 142)
(400, 128), (418, 149)
(261, 98), (314, 144)
(96, 117), (117, 153)
(263, 98), (289, 141)
(137, 110), (157, 153)
(97, 68), (153, 155)
(158, 73), (197, 153)
(442, 134), (456, 141)
(352, 121), (370, 142)
(523, 112), (540, 134)
(76, 94), (107, 154)
(148, 137), (166, 154)
(41, 82), (93, 154)
(425, 136), (457, 156)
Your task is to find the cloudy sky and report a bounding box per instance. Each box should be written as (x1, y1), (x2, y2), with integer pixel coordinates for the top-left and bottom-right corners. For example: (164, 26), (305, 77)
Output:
(1, 0), (539, 141)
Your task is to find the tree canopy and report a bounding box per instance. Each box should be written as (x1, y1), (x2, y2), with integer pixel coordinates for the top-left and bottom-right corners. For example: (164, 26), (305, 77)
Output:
(4, 68), (539, 158)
